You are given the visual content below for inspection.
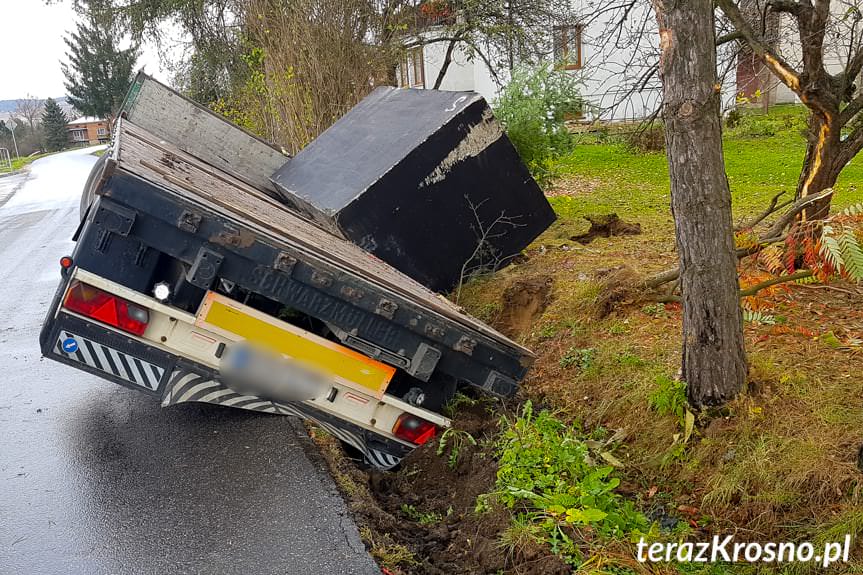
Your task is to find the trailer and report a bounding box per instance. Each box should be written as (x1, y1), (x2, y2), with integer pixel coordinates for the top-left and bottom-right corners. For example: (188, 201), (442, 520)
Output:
(40, 74), (540, 469)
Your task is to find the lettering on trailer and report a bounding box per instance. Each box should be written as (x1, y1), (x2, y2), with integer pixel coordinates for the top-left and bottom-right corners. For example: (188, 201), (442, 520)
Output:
(249, 266), (402, 347)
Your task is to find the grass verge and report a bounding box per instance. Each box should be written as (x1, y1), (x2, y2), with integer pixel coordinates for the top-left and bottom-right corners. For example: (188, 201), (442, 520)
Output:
(319, 104), (863, 574)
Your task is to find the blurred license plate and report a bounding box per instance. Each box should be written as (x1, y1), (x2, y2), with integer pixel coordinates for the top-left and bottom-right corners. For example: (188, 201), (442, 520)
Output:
(196, 292), (395, 398)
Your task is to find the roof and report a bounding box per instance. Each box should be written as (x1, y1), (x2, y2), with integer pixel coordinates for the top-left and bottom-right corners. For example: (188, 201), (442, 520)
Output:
(68, 116), (105, 126)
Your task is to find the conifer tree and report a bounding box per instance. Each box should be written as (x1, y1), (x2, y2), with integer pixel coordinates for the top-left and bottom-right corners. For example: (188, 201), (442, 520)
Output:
(62, 12), (138, 123)
(41, 98), (69, 152)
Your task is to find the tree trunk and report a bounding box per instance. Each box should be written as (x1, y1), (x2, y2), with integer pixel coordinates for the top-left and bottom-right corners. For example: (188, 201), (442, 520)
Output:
(796, 112), (841, 219)
(653, 0), (748, 408)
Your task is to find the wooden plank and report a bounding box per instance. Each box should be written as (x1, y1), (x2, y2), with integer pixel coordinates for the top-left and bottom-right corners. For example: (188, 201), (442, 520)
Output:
(113, 120), (532, 357)
(122, 72), (289, 194)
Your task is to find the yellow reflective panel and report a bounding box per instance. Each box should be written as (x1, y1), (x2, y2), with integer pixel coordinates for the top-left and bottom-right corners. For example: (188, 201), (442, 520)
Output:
(197, 292), (394, 398)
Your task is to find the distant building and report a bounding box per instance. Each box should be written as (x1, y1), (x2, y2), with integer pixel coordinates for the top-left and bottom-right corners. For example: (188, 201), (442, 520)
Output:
(67, 117), (111, 146)
(395, 3), (662, 122)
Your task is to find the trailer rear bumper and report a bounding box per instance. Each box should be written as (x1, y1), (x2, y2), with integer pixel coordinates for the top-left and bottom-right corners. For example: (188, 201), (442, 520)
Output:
(41, 311), (414, 469)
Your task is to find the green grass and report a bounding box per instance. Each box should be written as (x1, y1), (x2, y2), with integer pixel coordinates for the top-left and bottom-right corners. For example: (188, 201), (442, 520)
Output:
(552, 105), (863, 226)
(452, 102), (863, 572)
(1, 152), (55, 174)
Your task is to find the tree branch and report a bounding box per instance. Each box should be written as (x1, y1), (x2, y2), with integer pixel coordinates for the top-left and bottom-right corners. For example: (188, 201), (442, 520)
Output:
(738, 269), (813, 297)
(839, 92), (863, 126)
(835, 122), (863, 169)
(433, 35), (462, 89)
(716, 30), (743, 46)
(766, 0), (802, 16)
(654, 269), (815, 303)
(716, 0), (802, 94)
(646, 189), (833, 291)
(734, 191), (788, 231)
(763, 187), (834, 238)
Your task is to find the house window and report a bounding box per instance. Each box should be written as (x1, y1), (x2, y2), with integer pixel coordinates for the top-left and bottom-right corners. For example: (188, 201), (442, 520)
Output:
(70, 129), (87, 142)
(553, 25), (583, 70)
(399, 47), (425, 88)
(97, 127), (107, 136)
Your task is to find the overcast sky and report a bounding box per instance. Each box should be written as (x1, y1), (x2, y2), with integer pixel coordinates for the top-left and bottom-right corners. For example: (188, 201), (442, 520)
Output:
(0, 0), (171, 101)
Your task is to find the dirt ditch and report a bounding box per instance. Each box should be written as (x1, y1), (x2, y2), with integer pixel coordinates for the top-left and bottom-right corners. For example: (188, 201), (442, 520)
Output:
(311, 273), (571, 573)
(314, 402), (569, 574)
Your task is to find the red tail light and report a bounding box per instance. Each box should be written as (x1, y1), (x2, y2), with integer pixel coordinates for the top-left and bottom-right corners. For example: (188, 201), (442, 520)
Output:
(392, 413), (437, 445)
(63, 281), (150, 336)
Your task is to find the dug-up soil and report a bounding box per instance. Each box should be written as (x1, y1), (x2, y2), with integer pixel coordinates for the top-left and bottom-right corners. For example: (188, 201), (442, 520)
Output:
(314, 401), (570, 575)
(498, 276), (554, 337)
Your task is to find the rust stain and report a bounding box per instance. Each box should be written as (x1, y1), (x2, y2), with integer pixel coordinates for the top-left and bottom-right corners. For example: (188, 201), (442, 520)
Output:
(210, 227), (256, 249)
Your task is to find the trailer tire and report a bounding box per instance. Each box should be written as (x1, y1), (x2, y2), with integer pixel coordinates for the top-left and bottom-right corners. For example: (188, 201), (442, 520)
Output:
(80, 153), (108, 220)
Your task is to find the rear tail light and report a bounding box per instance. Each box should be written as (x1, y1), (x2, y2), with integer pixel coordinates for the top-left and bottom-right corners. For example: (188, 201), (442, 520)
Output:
(392, 413), (437, 445)
(63, 281), (150, 336)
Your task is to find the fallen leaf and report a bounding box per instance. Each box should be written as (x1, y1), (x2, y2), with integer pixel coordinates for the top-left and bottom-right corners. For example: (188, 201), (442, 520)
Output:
(678, 505), (699, 516)
(600, 451), (625, 468)
(683, 410), (695, 443)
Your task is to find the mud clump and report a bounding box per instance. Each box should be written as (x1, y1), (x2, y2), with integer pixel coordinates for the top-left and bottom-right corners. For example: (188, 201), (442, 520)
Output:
(594, 265), (642, 318)
(498, 276), (554, 338)
(314, 402), (569, 574)
(571, 213), (642, 244)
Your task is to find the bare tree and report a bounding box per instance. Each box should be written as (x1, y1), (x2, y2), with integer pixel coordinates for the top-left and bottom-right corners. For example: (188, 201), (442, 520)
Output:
(653, 0), (748, 407)
(15, 95), (43, 131)
(237, 0), (397, 152)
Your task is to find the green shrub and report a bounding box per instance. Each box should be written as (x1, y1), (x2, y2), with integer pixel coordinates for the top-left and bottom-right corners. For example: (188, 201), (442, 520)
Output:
(626, 123), (665, 153)
(493, 64), (583, 187)
(723, 104), (807, 138)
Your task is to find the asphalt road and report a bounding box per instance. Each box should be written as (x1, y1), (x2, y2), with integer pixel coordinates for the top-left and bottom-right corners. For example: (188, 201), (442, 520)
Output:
(0, 148), (379, 575)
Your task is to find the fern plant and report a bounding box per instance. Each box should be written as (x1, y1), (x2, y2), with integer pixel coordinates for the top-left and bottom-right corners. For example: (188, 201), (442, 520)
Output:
(743, 308), (776, 325)
(820, 224), (863, 281)
(841, 202), (863, 216)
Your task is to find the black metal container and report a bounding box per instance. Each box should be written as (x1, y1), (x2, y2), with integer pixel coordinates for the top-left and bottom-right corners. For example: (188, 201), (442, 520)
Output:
(270, 86), (556, 293)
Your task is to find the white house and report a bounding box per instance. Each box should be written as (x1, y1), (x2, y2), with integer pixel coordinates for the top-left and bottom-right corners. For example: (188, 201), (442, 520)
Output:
(397, 1), (863, 122)
(396, 2), (662, 122)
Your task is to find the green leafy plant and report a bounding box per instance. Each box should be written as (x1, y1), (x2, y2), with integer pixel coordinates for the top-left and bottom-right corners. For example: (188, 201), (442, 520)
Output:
(648, 375), (687, 426)
(559, 347), (596, 370)
(538, 323), (560, 339)
(486, 402), (649, 564)
(442, 391), (487, 419)
(821, 224), (863, 281)
(400, 504), (442, 525)
(641, 303), (667, 317)
(436, 428), (478, 469)
(493, 63), (583, 186)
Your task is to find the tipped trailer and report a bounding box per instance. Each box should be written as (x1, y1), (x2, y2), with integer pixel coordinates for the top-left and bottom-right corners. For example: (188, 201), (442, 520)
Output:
(40, 74), (543, 469)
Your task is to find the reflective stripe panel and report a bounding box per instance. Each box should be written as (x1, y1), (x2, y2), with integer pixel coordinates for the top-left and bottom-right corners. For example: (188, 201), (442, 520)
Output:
(55, 331), (165, 391)
(162, 368), (404, 470)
